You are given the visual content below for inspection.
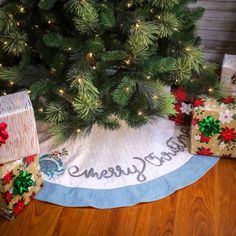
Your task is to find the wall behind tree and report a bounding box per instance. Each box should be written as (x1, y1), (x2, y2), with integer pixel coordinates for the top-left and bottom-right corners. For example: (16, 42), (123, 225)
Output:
(190, 0), (236, 63)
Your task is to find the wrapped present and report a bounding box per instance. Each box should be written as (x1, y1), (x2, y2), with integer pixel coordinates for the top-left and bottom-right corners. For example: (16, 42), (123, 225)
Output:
(0, 155), (43, 220)
(0, 91), (40, 164)
(169, 86), (194, 125)
(221, 54), (236, 96)
(190, 96), (236, 158)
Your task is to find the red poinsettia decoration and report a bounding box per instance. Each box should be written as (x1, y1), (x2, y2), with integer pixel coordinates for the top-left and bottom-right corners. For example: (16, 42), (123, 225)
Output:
(2, 191), (13, 204)
(175, 102), (182, 113)
(169, 103), (184, 124)
(13, 199), (25, 216)
(174, 87), (188, 102)
(219, 127), (236, 143)
(175, 114), (185, 125)
(221, 96), (235, 104)
(24, 155), (36, 166)
(2, 171), (14, 185)
(192, 118), (199, 126)
(194, 99), (205, 107)
(197, 147), (213, 156)
(0, 122), (9, 145)
(200, 134), (211, 143)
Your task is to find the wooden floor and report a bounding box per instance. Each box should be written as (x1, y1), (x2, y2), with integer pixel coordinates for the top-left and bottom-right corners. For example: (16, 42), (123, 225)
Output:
(0, 158), (236, 236)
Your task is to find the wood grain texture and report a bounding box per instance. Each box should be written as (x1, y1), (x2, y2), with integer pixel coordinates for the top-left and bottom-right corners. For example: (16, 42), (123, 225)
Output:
(189, 1), (236, 63)
(0, 158), (235, 236)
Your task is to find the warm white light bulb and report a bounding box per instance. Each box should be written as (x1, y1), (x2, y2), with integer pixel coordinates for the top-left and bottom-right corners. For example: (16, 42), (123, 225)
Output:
(185, 47), (191, 52)
(125, 59), (131, 65)
(59, 89), (64, 95)
(19, 7), (24, 13)
(208, 88), (214, 93)
(127, 3), (132, 8)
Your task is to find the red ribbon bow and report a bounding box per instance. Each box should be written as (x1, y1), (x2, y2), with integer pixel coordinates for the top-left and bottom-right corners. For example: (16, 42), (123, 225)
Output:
(0, 122), (9, 145)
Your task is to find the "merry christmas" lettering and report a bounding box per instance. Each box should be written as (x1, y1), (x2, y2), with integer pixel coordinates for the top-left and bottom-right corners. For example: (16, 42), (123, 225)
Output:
(68, 128), (189, 183)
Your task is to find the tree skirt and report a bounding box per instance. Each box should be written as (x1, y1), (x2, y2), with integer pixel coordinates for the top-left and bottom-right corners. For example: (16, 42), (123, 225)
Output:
(35, 118), (219, 208)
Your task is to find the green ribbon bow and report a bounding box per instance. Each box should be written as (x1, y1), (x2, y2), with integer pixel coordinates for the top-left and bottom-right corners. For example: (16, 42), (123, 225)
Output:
(198, 116), (220, 137)
(13, 171), (35, 196)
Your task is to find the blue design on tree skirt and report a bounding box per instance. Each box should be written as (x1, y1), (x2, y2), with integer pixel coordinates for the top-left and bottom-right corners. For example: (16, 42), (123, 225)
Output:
(36, 155), (219, 208)
(39, 148), (68, 179)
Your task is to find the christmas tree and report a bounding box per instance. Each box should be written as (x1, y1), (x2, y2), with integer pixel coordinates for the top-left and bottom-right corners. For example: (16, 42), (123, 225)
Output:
(0, 0), (224, 143)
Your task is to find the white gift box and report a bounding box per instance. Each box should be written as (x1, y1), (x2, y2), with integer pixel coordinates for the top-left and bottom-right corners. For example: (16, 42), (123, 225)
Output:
(221, 54), (236, 96)
(0, 91), (40, 164)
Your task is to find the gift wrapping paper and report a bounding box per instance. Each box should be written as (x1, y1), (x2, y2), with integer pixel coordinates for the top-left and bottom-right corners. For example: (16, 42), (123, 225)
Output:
(0, 91), (40, 164)
(190, 96), (236, 158)
(0, 155), (43, 220)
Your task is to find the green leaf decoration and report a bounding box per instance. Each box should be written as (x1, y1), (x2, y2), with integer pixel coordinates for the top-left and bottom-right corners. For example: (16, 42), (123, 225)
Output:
(45, 102), (68, 123)
(113, 76), (135, 107)
(0, 31), (27, 56)
(43, 33), (63, 48)
(172, 58), (192, 83)
(99, 5), (115, 30)
(39, 0), (57, 10)
(155, 12), (180, 38)
(154, 57), (176, 73)
(149, 0), (179, 9)
(101, 51), (127, 61)
(130, 20), (159, 46)
(73, 94), (103, 121)
(73, 3), (99, 34)
(29, 80), (49, 100)
(0, 9), (17, 33)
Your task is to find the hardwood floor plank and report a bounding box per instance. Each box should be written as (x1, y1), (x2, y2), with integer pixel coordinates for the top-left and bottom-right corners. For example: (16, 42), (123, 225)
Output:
(215, 159), (236, 236)
(173, 163), (216, 236)
(0, 200), (63, 236)
(0, 159), (236, 236)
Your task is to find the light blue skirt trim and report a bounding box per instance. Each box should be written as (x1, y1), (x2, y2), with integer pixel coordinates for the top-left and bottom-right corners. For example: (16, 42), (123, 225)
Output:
(36, 155), (219, 208)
